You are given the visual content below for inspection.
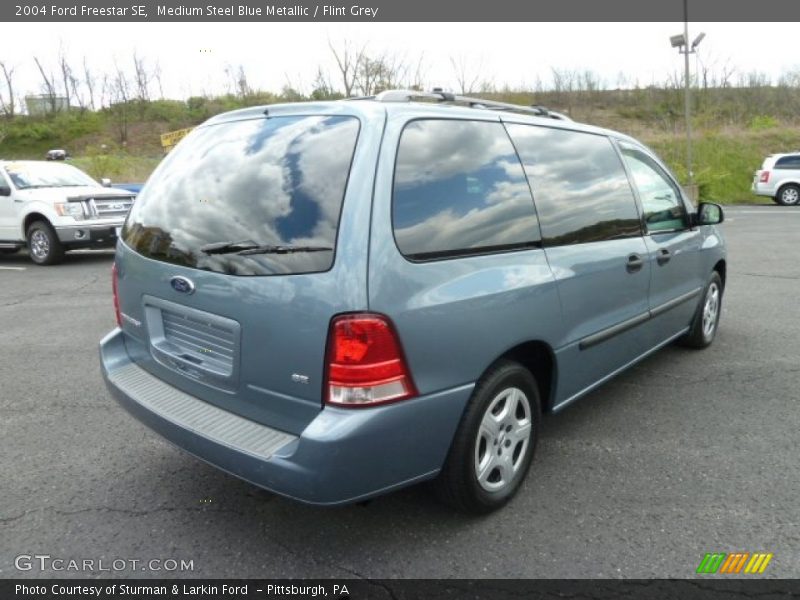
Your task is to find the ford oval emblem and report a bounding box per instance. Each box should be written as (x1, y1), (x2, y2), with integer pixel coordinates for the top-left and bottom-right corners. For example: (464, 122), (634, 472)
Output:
(170, 276), (195, 294)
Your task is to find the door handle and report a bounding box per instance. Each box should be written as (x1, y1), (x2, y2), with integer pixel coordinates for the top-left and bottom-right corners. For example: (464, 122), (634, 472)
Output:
(626, 253), (644, 273)
(656, 248), (671, 266)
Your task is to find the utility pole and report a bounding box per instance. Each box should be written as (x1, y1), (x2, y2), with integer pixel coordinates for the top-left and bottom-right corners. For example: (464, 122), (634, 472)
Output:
(683, 0), (693, 184)
(670, 4), (704, 190)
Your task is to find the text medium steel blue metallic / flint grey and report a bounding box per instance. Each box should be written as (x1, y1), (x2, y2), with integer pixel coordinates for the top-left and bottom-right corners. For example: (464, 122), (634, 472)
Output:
(100, 90), (726, 513)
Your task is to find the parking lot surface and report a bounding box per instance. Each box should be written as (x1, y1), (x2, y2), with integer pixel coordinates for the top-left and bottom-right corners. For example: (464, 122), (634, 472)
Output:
(1, 205), (798, 579)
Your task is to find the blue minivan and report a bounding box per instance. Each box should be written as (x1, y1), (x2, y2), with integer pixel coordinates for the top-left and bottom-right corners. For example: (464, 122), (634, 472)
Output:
(100, 91), (726, 513)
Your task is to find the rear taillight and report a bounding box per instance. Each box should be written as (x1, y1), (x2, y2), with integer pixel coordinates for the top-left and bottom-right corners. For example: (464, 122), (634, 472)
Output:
(325, 313), (417, 407)
(760, 170), (770, 183)
(111, 262), (122, 327)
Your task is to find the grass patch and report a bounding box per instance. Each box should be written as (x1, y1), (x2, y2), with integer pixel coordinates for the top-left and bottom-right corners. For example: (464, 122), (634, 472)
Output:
(71, 153), (162, 183)
(643, 127), (800, 203)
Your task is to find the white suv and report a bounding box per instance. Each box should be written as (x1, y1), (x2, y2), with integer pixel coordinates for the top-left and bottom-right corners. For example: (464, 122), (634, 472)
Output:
(752, 153), (800, 205)
(0, 160), (136, 265)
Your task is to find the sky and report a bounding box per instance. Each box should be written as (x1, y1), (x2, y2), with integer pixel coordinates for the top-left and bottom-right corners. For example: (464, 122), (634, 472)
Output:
(2, 22), (799, 101)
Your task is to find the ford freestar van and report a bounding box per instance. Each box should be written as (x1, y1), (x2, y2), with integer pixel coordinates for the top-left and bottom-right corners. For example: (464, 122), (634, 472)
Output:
(100, 90), (726, 513)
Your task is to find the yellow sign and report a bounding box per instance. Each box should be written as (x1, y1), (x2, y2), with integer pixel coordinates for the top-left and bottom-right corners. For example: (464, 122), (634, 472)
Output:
(160, 127), (194, 152)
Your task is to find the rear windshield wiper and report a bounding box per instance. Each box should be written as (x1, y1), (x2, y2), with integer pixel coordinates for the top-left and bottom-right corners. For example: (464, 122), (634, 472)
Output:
(200, 240), (259, 254)
(237, 245), (333, 256)
(201, 240), (332, 256)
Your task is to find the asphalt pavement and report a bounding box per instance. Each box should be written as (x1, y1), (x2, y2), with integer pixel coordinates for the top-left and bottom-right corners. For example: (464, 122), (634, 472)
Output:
(1, 205), (798, 579)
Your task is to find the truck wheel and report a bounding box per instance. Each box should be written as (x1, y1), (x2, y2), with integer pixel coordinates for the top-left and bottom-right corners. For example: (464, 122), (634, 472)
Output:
(776, 184), (800, 206)
(435, 360), (540, 514)
(26, 221), (65, 265)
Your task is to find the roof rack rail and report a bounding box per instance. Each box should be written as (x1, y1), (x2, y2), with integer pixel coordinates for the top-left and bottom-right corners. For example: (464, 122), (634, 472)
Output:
(371, 89), (572, 121)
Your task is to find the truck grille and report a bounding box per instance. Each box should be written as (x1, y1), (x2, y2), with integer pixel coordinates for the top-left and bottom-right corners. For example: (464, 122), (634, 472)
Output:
(161, 309), (236, 376)
(89, 196), (135, 219)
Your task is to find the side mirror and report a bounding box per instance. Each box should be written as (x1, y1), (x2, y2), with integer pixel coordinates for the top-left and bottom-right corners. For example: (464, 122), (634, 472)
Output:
(696, 202), (724, 225)
(101, 178), (112, 187)
(0, 185), (11, 197)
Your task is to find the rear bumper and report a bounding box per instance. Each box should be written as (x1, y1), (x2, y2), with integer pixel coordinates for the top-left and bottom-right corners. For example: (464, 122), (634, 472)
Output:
(100, 328), (473, 505)
(751, 181), (776, 197)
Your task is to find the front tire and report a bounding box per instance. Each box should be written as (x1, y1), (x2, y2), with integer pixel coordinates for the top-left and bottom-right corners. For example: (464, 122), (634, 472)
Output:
(776, 184), (800, 206)
(26, 221), (64, 265)
(435, 360), (541, 514)
(680, 271), (723, 349)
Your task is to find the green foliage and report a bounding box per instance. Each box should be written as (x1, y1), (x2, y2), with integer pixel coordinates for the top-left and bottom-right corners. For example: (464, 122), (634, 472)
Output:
(0, 110), (104, 157)
(0, 87), (799, 197)
(646, 129), (800, 203)
(71, 150), (161, 182)
(748, 115), (779, 130)
(143, 100), (190, 124)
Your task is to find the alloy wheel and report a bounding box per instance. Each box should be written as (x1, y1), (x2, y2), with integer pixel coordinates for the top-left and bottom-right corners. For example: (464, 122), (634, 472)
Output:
(702, 282), (720, 339)
(30, 230), (50, 260)
(474, 387), (532, 492)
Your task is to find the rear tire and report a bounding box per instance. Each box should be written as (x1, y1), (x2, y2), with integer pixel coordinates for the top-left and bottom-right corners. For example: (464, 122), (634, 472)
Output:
(776, 184), (800, 206)
(435, 360), (541, 514)
(680, 271), (723, 349)
(26, 221), (64, 265)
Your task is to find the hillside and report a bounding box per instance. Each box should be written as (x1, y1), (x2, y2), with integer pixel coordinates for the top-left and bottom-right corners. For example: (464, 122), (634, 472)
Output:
(1, 88), (799, 203)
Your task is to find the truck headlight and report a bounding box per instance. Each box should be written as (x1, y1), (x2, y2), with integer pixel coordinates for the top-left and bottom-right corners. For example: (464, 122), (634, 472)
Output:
(55, 201), (86, 220)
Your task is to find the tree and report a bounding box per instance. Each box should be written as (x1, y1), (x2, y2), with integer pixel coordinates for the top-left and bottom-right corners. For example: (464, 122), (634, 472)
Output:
(33, 56), (58, 113)
(408, 53), (427, 91)
(551, 68), (578, 116)
(0, 61), (16, 117)
(311, 66), (337, 100)
(235, 65), (251, 98)
(132, 52), (151, 102)
(83, 57), (97, 110)
(450, 54), (482, 94)
(69, 72), (87, 112)
(109, 60), (132, 143)
(153, 60), (164, 99)
(58, 46), (73, 108)
(329, 38), (365, 97)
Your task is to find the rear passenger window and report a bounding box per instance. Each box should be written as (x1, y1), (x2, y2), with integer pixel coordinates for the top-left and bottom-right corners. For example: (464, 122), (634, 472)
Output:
(775, 155), (800, 169)
(505, 124), (641, 246)
(392, 119), (541, 260)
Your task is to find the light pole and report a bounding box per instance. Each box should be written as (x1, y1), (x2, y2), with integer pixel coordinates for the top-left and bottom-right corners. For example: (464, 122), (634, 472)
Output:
(670, 1), (705, 186)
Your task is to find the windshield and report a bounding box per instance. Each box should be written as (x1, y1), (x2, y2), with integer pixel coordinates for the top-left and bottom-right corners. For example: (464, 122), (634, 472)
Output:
(4, 162), (98, 190)
(122, 115), (360, 276)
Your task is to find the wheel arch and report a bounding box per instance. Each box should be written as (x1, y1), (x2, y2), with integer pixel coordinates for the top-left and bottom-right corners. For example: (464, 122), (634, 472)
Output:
(776, 181), (800, 197)
(492, 340), (557, 413)
(22, 212), (52, 237)
(713, 258), (726, 290)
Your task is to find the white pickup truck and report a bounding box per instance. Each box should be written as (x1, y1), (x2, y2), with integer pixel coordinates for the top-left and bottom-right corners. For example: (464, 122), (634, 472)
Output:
(0, 160), (136, 265)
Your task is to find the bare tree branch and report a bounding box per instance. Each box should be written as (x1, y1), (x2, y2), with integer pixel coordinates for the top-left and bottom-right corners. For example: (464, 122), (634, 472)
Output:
(329, 38), (365, 97)
(450, 55), (482, 94)
(0, 61), (16, 117)
(33, 56), (58, 113)
(83, 57), (96, 110)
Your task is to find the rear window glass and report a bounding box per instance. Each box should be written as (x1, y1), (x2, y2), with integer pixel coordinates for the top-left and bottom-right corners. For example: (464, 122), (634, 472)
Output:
(123, 115), (359, 276)
(392, 119), (541, 260)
